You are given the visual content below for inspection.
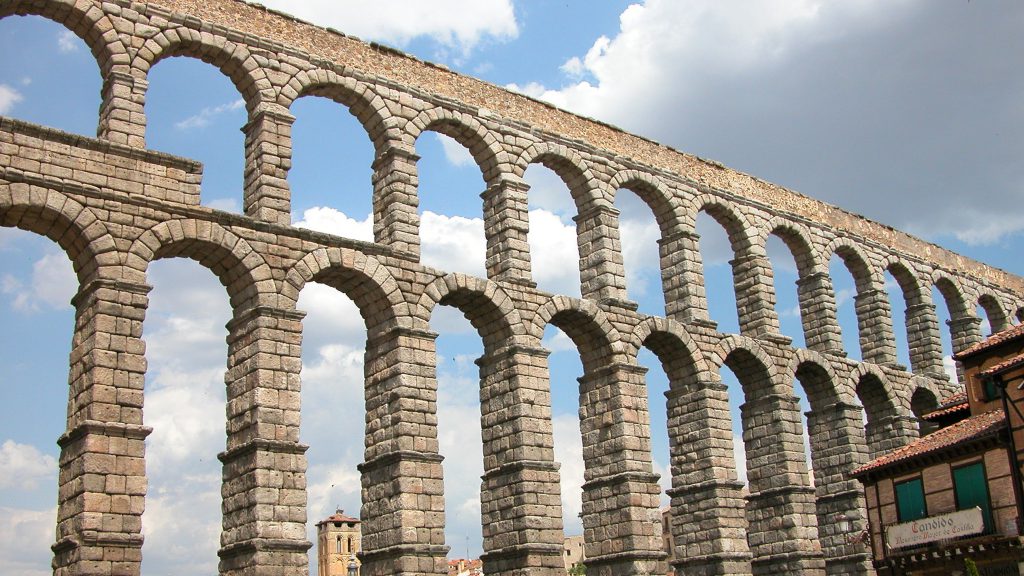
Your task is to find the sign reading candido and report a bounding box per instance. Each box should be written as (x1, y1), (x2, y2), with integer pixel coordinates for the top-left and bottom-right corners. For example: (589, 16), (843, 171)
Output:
(886, 508), (985, 549)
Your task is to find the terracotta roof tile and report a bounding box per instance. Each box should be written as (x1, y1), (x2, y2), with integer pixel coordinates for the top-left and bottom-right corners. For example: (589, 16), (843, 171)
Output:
(316, 510), (360, 526)
(981, 352), (1024, 378)
(954, 323), (1024, 360)
(852, 410), (1006, 478)
(922, 389), (969, 420)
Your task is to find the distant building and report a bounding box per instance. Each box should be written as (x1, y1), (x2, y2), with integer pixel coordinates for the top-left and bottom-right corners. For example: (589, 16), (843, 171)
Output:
(316, 510), (361, 576)
(851, 323), (1024, 575)
(447, 558), (483, 575)
(563, 534), (585, 572)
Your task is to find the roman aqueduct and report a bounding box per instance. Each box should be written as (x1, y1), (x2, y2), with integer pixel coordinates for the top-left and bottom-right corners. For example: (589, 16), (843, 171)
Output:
(1, 0), (1022, 575)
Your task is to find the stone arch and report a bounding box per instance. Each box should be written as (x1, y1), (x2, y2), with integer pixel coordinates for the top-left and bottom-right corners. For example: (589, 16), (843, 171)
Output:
(788, 349), (841, 409)
(826, 238), (875, 293)
(689, 194), (757, 254)
(126, 219), (276, 311)
(532, 295), (624, 371)
(761, 219), (822, 277)
(0, 182), (118, 279)
(910, 383), (939, 418)
(849, 364), (898, 422)
(0, 0), (127, 78)
(609, 171), (686, 234)
(828, 240), (896, 364)
(283, 246), (407, 327)
(709, 334), (778, 393)
(978, 291), (1010, 333)
(133, 27), (270, 114)
(515, 142), (605, 211)
(416, 272), (525, 349)
(883, 258), (946, 375)
(1017, 307), (1024, 324)
(933, 274), (971, 319)
(628, 316), (709, 382)
(282, 69), (396, 157)
(407, 107), (509, 186)
(883, 257), (928, 307)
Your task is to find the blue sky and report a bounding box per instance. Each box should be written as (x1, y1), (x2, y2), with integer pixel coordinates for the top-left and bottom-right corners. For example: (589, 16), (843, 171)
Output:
(1, 1), (1023, 574)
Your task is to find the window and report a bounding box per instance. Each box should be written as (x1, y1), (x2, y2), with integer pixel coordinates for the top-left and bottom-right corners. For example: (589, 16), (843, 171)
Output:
(982, 377), (1000, 402)
(954, 462), (993, 533)
(336, 536), (342, 554)
(895, 477), (927, 522)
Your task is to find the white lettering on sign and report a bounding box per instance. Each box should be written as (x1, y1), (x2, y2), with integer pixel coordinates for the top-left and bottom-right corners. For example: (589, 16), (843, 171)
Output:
(886, 507), (985, 549)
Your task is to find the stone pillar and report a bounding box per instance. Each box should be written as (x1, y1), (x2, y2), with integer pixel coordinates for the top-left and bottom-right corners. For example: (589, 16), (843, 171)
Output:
(577, 363), (665, 576)
(359, 326), (448, 576)
(243, 105), (295, 225)
(659, 229), (711, 325)
(98, 71), (147, 148)
(730, 253), (782, 338)
(948, 316), (983, 382)
(904, 302), (946, 378)
(796, 272), (845, 355)
(805, 403), (874, 576)
(665, 382), (753, 576)
(853, 288), (897, 366)
(219, 306), (310, 575)
(740, 393), (826, 575)
(476, 344), (564, 575)
(53, 279), (152, 576)
(574, 204), (633, 307)
(481, 178), (534, 286)
(372, 145), (421, 259)
(865, 414), (918, 460)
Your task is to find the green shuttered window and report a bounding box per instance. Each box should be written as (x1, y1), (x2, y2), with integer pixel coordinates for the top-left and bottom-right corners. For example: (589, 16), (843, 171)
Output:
(895, 477), (927, 522)
(953, 462), (993, 533)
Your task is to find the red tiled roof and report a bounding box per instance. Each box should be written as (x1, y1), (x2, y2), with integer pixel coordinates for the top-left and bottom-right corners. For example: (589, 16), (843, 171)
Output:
(954, 323), (1024, 360)
(317, 510), (360, 526)
(851, 409), (1006, 478)
(922, 389), (968, 421)
(981, 352), (1024, 378)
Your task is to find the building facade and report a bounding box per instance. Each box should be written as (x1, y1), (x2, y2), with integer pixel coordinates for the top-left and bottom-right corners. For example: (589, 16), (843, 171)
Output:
(852, 324), (1024, 575)
(316, 510), (362, 576)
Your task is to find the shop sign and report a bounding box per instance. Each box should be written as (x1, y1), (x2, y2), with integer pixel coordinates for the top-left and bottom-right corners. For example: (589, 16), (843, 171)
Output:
(886, 507), (984, 549)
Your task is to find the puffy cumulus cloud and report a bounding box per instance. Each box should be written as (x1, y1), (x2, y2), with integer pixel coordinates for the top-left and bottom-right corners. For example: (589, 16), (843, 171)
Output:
(141, 480), (221, 574)
(0, 506), (56, 576)
(294, 207), (374, 242)
(56, 29), (79, 53)
(733, 433), (748, 486)
(420, 210), (487, 277)
(435, 133), (475, 167)
(0, 440), (57, 491)
(1, 250), (76, 313)
(552, 413), (585, 536)
(542, 327), (577, 356)
(515, 0), (1024, 245)
(258, 0), (517, 58)
(0, 83), (23, 114)
(943, 355), (959, 384)
(527, 209), (581, 297)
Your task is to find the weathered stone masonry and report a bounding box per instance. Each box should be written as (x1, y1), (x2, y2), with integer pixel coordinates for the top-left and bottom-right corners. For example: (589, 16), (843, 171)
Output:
(1, 1), (1022, 575)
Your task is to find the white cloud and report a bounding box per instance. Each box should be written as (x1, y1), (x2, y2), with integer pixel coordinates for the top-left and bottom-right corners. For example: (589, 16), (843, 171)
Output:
(0, 440), (57, 491)
(552, 413), (584, 535)
(0, 506), (56, 576)
(420, 210), (487, 277)
(943, 355), (959, 383)
(141, 482), (220, 574)
(174, 99), (245, 131)
(0, 84), (23, 114)
(542, 327), (577, 356)
(527, 209), (581, 297)
(206, 197), (241, 214)
(733, 433), (748, 486)
(435, 133), (474, 167)
(1, 250), (76, 313)
(56, 30), (79, 53)
(258, 0), (518, 57)
(294, 206), (374, 242)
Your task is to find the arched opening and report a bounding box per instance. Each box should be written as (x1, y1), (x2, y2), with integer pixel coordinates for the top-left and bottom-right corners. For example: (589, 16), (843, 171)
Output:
(140, 258), (231, 573)
(0, 228), (76, 573)
(978, 294), (1008, 335)
(828, 255), (860, 360)
(543, 323), (586, 539)
(0, 15), (101, 136)
(525, 164), (581, 297)
(910, 387), (939, 436)
(417, 129), (488, 277)
(695, 211), (739, 334)
(884, 269), (912, 368)
(766, 234), (804, 347)
(288, 95), (374, 239)
(931, 284), (959, 382)
(615, 187), (665, 316)
(146, 57), (246, 212)
(296, 283), (367, 570)
(855, 372), (910, 459)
